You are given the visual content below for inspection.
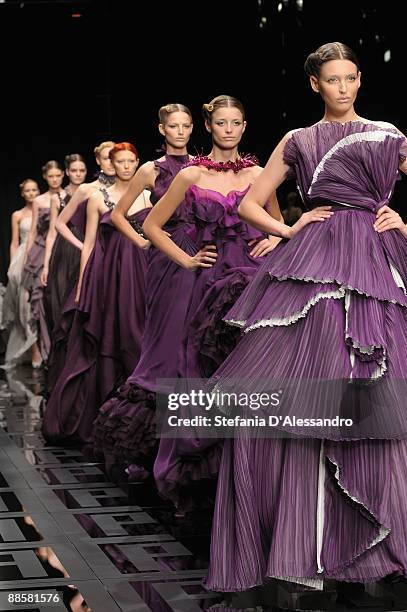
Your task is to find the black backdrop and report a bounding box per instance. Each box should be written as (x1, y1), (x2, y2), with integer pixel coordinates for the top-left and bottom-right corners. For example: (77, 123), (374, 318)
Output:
(1, 0), (405, 282)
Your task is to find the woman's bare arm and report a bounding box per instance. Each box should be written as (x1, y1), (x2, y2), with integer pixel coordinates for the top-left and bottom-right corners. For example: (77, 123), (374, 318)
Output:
(237, 136), (293, 236)
(248, 175), (285, 256)
(143, 168), (218, 270)
(55, 184), (95, 250)
(9, 211), (21, 261)
(111, 162), (155, 246)
(239, 134), (333, 239)
(75, 192), (104, 301)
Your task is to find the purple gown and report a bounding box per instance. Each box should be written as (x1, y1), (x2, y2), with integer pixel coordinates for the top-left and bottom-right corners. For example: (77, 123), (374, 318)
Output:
(42, 191), (148, 445)
(92, 154), (194, 469)
(45, 196), (99, 392)
(21, 207), (50, 361)
(94, 173), (267, 489)
(153, 185), (267, 510)
(43, 193), (82, 338)
(205, 121), (407, 591)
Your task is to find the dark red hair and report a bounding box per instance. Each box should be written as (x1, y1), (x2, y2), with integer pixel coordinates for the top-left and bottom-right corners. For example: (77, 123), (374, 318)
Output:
(109, 142), (139, 160)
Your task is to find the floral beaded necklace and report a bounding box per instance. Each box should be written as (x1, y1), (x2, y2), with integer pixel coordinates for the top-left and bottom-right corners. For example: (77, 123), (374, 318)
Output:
(185, 153), (258, 173)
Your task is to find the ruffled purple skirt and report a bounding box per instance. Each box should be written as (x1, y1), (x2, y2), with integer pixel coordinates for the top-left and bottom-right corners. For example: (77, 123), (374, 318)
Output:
(205, 209), (407, 591)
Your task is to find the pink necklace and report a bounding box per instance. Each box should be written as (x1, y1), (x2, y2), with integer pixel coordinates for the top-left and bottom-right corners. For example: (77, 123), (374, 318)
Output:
(185, 153), (258, 173)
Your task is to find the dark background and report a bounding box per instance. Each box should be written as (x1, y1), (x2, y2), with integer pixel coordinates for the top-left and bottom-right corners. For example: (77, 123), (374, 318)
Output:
(1, 0), (406, 282)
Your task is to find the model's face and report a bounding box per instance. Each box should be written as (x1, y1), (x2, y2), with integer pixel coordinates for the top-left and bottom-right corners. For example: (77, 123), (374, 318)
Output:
(44, 168), (64, 189)
(111, 150), (139, 180)
(66, 161), (87, 185)
(22, 181), (40, 202)
(206, 107), (246, 150)
(311, 59), (360, 113)
(97, 147), (115, 175)
(159, 112), (193, 149)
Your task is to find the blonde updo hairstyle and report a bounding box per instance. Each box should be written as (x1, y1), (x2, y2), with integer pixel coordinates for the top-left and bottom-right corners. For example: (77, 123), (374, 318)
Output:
(93, 141), (116, 160)
(202, 95), (245, 123)
(158, 103), (192, 125)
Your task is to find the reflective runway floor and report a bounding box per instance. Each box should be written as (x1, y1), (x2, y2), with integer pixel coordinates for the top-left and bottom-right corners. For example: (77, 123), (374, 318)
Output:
(1, 365), (407, 611)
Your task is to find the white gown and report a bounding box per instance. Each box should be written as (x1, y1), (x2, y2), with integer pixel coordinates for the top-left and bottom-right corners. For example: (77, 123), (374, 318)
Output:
(2, 216), (37, 366)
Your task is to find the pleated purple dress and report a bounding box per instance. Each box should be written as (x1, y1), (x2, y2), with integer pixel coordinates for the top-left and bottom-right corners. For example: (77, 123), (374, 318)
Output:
(21, 207), (51, 361)
(42, 191), (148, 445)
(205, 121), (407, 591)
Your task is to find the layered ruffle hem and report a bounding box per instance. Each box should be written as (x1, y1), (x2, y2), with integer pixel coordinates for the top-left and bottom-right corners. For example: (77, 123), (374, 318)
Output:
(216, 205), (407, 441)
(207, 216), (407, 591)
(206, 212), (407, 588)
(206, 123), (407, 591)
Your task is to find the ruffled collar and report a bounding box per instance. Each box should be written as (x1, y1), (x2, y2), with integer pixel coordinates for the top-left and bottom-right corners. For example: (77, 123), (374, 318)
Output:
(96, 170), (116, 186)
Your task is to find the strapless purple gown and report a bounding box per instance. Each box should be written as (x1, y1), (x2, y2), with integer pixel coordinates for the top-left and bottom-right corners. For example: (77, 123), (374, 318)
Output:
(42, 205), (149, 445)
(93, 178), (267, 491)
(204, 121), (407, 591)
(153, 185), (267, 510)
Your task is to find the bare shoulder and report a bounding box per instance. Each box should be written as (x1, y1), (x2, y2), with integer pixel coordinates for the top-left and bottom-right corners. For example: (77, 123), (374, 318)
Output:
(138, 160), (157, 183)
(87, 189), (104, 209)
(34, 193), (47, 208)
(176, 165), (202, 188)
(246, 165), (264, 180)
(250, 166), (264, 178)
(40, 192), (58, 208)
(140, 160), (156, 173)
(78, 183), (96, 196)
(11, 208), (24, 221)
